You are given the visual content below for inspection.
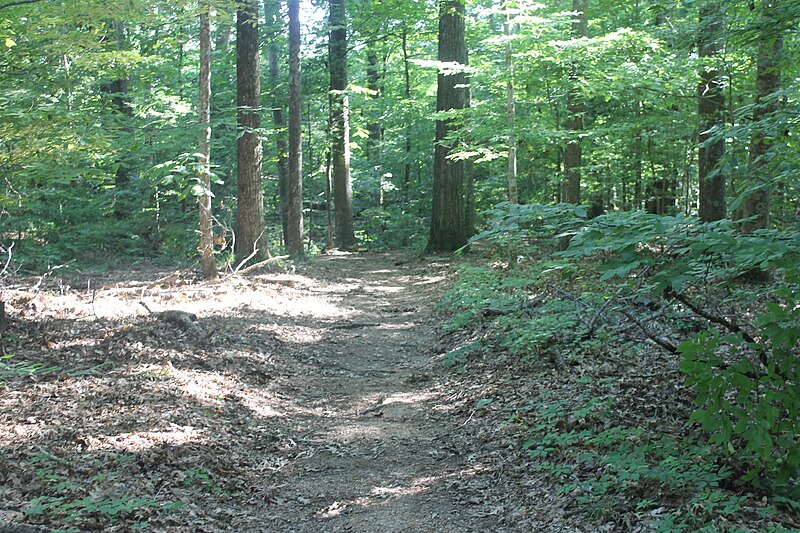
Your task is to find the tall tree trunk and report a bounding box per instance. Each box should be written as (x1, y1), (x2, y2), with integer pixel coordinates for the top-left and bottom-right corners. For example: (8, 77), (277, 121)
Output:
(329, 0), (356, 249)
(366, 50), (382, 161)
(326, 148), (334, 250)
(103, 21), (132, 189)
(235, 0), (266, 261)
(697, 0), (727, 222)
(503, 0), (518, 204)
(464, 54), (475, 239)
(401, 26), (412, 199)
(562, 0), (587, 205)
(198, 2), (217, 279)
(742, 0), (782, 234)
(427, 0), (468, 253)
(286, 0), (305, 258)
(632, 89), (643, 210)
(264, 0), (289, 244)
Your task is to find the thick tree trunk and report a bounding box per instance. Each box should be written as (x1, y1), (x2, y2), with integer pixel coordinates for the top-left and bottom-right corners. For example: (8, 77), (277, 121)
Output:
(562, 0), (587, 205)
(427, 0), (468, 253)
(198, 3), (217, 279)
(329, 0), (356, 249)
(697, 0), (727, 222)
(264, 0), (290, 244)
(504, 1), (518, 204)
(286, 0), (305, 259)
(742, 0), (782, 234)
(235, 0), (266, 261)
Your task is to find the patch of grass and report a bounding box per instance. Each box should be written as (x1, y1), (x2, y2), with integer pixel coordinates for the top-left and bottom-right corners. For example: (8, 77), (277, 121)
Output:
(0, 354), (60, 382)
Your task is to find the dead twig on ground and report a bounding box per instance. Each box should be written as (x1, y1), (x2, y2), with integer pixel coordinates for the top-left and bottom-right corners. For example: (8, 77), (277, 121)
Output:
(238, 255), (290, 276)
(31, 261), (73, 293)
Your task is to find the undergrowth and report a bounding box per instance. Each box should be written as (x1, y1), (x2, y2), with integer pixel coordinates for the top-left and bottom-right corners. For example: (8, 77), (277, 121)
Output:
(441, 203), (800, 530)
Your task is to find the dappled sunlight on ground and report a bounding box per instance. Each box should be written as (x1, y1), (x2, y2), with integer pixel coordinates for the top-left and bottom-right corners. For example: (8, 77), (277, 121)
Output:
(0, 253), (513, 532)
(97, 425), (207, 452)
(315, 464), (486, 521)
(382, 391), (439, 406)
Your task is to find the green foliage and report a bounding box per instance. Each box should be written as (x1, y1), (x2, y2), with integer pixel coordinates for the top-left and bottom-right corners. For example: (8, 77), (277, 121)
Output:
(181, 467), (222, 495)
(513, 389), (751, 530)
(26, 451), (184, 527)
(356, 207), (427, 251)
(0, 354), (59, 382)
(468, 203), (800, 489)
(445, 203), (800, 526)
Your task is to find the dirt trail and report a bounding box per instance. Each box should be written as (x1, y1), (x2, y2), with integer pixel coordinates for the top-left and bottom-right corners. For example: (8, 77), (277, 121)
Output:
(262, 253), (486, 531)
(0, 252), (565, 532)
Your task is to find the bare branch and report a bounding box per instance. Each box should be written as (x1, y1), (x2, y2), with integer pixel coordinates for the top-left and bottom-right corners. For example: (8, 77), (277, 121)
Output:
(0, 0), (43, 11)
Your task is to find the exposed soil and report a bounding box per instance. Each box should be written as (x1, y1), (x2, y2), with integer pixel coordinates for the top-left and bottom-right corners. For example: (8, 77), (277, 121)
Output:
(0, 253), (576, 532)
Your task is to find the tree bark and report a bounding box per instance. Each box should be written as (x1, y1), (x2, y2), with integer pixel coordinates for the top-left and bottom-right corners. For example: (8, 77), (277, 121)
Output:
(235, 0), (267, 261)
(264, 0), (290, 244)
(102, 21), (133, 190)
(286, 0), (305, 259)
(504, 0), (518, 204)
(366, 50), (382, 161)
(329, 0), (356, 249)
(427, 0), (468, 253)
(632, 89), (643, 210)
(562, 0), (587, 205)
(742, 0), (782, 234)
(401, 26), (412, 199)
(198, 2), (217, 279)
(697, 0), (727, 222)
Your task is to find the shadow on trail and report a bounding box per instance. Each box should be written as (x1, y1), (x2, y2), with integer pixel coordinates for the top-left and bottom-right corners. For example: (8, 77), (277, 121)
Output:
(0, 253), (492, 532)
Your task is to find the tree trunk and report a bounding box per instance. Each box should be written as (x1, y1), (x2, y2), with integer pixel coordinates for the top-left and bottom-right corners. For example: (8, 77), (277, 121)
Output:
(562, 0), (587, 205)
(464, 55), (475, 239)
(235, 0), (266, 261)
(742, 0), (782, 234)
(264, 0), (290, 244)
(198, 2), (217, 279)
(286, 0), (305, 259)
(366, 50), (382, 162)
(697, 0), (727, 222)
(427, 0), (468, 253)
(632, 89), (643, 210)
(329, 0), (356, 249)
(401, 26), (412, 200)
(504, 0), (518, 204)
(102, 21), (132, 189)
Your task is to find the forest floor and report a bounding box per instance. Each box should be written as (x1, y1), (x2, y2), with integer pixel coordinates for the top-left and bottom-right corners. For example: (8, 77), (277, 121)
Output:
(0, 252), (580, 532)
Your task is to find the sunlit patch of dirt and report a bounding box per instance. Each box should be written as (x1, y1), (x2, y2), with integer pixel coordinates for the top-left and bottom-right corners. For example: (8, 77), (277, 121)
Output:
(0, 253), (580, 532)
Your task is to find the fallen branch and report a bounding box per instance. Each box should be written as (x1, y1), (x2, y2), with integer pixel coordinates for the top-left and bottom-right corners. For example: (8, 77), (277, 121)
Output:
(0, 0), (43, 11)
(146, 272), (181, 290)
(616, 307), (678, 354)
(666, 289), (767, 368)
(31, 261), (73, 293)
(0, 241), (13, 277)
(232, 246), (261, 275)
(238, 255), (290, 276)
(330, 322), (380, 330)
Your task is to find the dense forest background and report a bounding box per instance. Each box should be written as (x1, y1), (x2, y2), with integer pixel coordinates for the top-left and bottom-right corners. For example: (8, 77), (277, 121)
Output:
(2, 0), (800, 530)
(2, 0), (797, 269)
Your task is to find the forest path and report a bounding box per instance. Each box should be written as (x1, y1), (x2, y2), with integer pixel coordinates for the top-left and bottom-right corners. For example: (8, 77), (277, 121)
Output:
(1, 252), (560, 532)
(254, 252), (500, 532)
